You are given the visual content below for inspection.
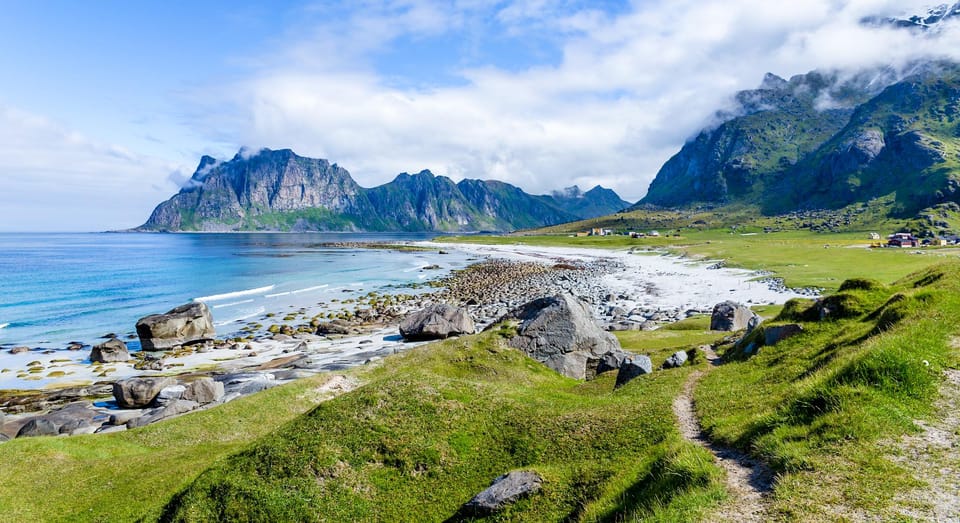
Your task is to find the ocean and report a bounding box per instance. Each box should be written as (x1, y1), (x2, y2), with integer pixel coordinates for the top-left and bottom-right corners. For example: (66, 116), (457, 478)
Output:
(0, 233), (475, 351)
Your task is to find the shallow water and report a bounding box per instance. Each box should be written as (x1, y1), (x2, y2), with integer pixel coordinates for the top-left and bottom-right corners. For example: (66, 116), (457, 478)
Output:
(0, 233), (473, 351)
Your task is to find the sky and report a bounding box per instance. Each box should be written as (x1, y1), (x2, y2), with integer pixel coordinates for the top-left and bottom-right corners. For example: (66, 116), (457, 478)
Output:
(1, 0), (958, 231)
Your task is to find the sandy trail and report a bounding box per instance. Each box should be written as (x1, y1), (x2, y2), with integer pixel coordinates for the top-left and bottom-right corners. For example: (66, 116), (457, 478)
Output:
(673, 346), (774, 522)
(890, 367), (960, 521)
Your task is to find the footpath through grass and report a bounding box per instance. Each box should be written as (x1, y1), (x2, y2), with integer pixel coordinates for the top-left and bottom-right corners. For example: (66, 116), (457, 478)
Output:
(696, 264), (960, 520)
(160, 330), (728, 522)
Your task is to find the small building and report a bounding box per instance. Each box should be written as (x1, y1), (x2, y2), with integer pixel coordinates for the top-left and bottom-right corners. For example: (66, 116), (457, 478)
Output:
(576, 231), (589, 237)
(629, 231), (645, 238)
(590, 228), (605, 236)
(868, 232), (880, 240)
(648, 230), (661, 237)
(887, 233), (919, 248)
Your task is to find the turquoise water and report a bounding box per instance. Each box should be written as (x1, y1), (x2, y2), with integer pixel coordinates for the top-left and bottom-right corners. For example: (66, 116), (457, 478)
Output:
(0, 233), (473, 350)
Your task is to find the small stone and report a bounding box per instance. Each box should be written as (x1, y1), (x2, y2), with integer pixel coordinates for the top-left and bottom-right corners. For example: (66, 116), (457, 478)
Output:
(614, 355), (653, 389)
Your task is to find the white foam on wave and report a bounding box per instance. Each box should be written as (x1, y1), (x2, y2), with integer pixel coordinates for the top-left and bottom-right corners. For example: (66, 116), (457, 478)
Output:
(213, 299), (255, 309)
(195, 285), (275, 302)
(292, 284), (328, 294)
(215, 307), (266, 326)
(0, 323), (8, 330)
(265, 291), (291, 298)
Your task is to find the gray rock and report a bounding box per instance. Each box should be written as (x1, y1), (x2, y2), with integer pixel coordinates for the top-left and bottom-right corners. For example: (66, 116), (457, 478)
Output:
(491, 294), (621, 375)
(9, 346), (30, 355)
(544, 352), (592, 380)
(108, 411), (142, 426)
(135, 302), (215, 351)
(154, 384), (186, 406)
(596, 350), (632, 375)
(126, 400), (200, 429)
(764, 324), (803, 346)
(746, 314), (762, 334)
(16, 418), (58, 438)
(89, 338), (130, 363)
(663, 350), (688, 369)
(182, 377), (224, 404)
(113, 377), (176, 408)
(399, 304), (476, 341)
(0, 433), (9, 443)
(227, 379), (276, 396)
(96, 425), (128, 434)
(710, 301), (759, 331)
(462, 471), (543, 515)
(614, 355), (653, 389)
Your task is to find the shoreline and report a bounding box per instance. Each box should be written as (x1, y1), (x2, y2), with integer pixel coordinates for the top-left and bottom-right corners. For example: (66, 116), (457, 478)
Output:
(0, 242), (812, 437)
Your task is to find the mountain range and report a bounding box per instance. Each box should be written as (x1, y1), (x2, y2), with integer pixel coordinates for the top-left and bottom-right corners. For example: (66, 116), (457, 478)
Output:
(637, 60), (960, 221)
(138, 149), (630, 232)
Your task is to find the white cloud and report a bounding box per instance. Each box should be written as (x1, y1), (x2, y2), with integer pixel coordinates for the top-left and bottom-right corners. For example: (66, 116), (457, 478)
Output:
(186, 0), (955, 203)
(0, 105), (184, 231)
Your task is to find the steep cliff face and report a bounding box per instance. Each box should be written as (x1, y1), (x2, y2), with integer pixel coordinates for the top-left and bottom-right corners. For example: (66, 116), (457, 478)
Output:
(638, 61), (960, 218)
(139, 150), (631, 232)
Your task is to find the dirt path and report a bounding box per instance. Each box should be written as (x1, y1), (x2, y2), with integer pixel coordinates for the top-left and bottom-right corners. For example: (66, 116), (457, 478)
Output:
(673, 346), (774, 522)
(890, 368), (960, 521)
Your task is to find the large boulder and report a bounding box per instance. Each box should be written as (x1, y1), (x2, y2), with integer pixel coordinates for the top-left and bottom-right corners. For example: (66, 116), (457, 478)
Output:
(544, 352), (593, 381)
(462, 471), (543, 516)
(596, 349), (632, 375)
(113, 377), (176, 408)
(710, 301), (759, 332)
(491, 294), (621, 379)
(399, 304), (476, 341)
(614, 355), (653, 389)
(764, 324), (803, 346)
(182, 377), (224, 405)
(126, 399), (200, 429)
(89, 338), (130, 363)
(16, 418), (58, 438)
(136, 302), (215, 351)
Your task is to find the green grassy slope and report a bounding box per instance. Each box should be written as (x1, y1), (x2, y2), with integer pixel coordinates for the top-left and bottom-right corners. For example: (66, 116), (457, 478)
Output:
(159, 329), (727, 522)
(0, 375), (338, 521)
(697, 264), (960, 519)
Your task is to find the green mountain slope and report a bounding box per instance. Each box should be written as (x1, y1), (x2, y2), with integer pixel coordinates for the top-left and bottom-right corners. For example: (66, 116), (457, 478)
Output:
(638, 61), (960, 225)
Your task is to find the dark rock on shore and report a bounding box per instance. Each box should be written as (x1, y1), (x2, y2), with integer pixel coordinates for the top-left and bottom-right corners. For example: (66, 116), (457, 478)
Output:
(399, 304), (476, 341)
(9, 346), (30, 355)
(90, 338), (130, 363)
(136, 302), (215, 351)
(113, 377), (176, 408)
(462, 470), (543, 515)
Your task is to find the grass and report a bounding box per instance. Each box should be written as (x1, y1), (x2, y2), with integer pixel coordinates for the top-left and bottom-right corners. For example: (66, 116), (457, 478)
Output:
(694, 262), (960, 520)
(159, 331), (727, 522)
(0, 374), (342, 522)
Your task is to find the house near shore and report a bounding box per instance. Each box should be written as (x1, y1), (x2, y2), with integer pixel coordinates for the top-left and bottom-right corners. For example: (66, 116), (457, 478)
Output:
(868, 232), (880, 240)
(922, 237), (948, 246)
(887, 232), (919, 248)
